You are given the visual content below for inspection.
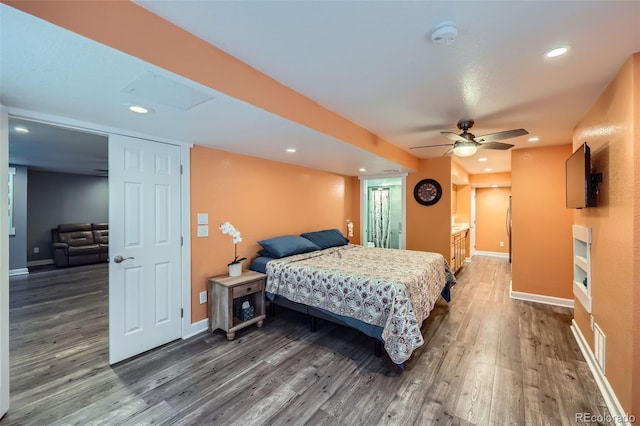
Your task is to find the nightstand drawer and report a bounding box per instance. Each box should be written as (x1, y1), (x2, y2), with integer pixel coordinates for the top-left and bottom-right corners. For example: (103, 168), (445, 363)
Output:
(232, 279), (264, 298)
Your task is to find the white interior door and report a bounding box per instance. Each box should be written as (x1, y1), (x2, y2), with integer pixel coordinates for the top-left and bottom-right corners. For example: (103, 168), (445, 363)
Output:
(1, 107), (10, 416)
(109, 134), (182, 364)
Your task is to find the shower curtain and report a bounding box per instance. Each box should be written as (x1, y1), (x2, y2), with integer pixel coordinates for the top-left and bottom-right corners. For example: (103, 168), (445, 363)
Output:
(369, 188), (391, 248)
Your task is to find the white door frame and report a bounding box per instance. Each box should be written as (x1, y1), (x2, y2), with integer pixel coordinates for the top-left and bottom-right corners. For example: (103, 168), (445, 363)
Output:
(1, 106), (11, 417)
(470, 184), (511, 259)
(359, 174), (407, 249)
(470, 187), (476, 258)
(1, 106), (195, 339)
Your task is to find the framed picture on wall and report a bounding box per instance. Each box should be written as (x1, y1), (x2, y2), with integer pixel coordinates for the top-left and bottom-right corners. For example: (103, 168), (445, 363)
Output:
(8, 167), (15, 236)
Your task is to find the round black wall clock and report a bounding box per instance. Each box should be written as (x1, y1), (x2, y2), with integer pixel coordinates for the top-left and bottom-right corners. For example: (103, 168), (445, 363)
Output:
(414, 178), (442, 206)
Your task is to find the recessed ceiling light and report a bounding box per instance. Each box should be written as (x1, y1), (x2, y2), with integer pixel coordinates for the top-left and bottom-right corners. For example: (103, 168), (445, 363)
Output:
(484, 168), (493, 172)
(545, 46), (570, 58)
(286, 148), (296, 153)
(14, 126), (29, 133)
(359, 168), (366, 172)
(129, 105), (152, 114)
(478, 157), (488, 162)
(528, 136), (540, 142)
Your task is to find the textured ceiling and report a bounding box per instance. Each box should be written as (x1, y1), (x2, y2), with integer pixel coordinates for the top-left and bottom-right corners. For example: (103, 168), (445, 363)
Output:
(3, 1), (640, 177)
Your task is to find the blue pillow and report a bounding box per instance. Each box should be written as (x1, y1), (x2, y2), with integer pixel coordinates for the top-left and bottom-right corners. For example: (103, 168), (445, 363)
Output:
(258, 235), (321, 259)
(301, 229), (349, 249)
(257, 249), (275, 258)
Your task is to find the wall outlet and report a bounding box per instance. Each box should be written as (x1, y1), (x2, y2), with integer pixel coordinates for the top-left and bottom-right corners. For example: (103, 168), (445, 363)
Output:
(33, 247), (39, 254)
(499, 241), (505, 247)
(199, 291), (207, 304)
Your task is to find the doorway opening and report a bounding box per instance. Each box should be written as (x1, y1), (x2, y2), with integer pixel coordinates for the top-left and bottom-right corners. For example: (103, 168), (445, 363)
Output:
(361, 176), (406, 249)
(6, 114), (188, 360)
(8, 117), (109, 275)
(471, 185), (512, 259)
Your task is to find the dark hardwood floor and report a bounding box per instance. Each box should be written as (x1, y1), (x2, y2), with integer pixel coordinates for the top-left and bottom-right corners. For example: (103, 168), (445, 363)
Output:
(2, 256), (612, 425)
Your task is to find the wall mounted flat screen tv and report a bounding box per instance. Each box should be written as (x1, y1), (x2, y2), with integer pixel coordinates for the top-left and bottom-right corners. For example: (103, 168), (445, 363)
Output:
(566, 142), (597, 209)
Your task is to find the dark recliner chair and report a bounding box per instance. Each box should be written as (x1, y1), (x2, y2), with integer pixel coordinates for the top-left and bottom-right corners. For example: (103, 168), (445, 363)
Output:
(51, 223), (108, 267)
(92, 223), (109, 262)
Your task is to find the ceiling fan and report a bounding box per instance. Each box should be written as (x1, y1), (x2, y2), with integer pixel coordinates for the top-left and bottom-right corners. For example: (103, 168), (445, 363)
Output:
(410, 119), (528, 157)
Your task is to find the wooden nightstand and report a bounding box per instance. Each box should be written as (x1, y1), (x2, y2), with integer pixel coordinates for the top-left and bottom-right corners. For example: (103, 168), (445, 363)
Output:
(207, 270), (266, 340)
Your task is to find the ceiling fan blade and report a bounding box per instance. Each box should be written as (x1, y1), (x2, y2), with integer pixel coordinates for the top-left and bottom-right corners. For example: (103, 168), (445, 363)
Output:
(478, 141), (515, 150)
(409, 143), (454, 149)
(408, 124), (449, 133)
(474, 128), (528, 142)
(441, 131), (467, 142)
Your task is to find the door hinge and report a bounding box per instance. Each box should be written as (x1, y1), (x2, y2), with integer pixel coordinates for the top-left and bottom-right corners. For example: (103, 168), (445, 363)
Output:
(180, 164), (183, 175)
(181, 308), (184, 318)
(181, 236), (183, 246)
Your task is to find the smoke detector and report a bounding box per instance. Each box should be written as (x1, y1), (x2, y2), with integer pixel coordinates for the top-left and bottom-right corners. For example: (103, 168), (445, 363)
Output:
(431, 21), (458, 47)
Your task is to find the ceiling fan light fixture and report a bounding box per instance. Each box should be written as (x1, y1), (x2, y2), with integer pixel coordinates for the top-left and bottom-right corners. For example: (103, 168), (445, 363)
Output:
(453, 143), (478, 157)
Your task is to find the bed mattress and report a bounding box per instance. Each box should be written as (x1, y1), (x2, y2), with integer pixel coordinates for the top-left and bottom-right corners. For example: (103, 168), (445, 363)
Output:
(251, 244), (455, 364)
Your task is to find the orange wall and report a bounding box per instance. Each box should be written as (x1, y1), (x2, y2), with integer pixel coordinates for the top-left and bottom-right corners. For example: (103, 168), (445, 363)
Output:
(455, 185), (472, 256)
(454, 184), (471, 225)
(5, 0), (418, 172)
(469, 172), (511, 186)
(572, 53), (638, 415)
(633, 53), (640, 420)
(511, 144), (573, 299)
(451, 160), (470, 226)
(190, 145), (357, 321)
(475, 187), (511, 253)
(348, 177), (361, 245)
(406, 157), (452, 259)
(451, 160), (470, 185)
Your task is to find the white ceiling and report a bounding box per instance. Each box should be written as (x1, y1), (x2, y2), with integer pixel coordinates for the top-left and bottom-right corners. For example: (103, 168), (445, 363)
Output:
(8, 118), (108, 176)
(3, 2), (640, 177)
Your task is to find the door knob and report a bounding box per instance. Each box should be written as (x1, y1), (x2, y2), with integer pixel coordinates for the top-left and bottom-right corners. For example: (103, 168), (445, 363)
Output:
(113, 255), (134, 263)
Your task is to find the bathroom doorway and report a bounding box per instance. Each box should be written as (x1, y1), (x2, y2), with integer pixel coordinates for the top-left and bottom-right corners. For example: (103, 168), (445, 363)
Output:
(360, 176), (406, 249)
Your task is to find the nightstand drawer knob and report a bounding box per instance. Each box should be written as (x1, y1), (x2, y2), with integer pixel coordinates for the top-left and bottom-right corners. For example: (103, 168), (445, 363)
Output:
(246, 287), (252, 293)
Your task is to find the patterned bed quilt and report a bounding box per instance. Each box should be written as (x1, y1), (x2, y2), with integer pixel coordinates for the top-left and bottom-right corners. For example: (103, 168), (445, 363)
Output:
(265, 244), (456, 364)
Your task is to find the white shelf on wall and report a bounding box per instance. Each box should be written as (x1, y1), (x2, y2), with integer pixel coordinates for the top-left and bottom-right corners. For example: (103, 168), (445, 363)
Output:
(573, 225), (592, 313)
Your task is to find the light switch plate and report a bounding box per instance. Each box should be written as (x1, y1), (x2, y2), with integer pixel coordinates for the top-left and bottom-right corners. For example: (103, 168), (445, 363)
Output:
(197, 213), (209, 225)
(197, 225), (209, 237)
(199, 291), (207, 304)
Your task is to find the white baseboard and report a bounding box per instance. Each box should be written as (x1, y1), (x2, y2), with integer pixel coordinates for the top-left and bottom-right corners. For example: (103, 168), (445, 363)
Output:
(182, 318), (208, 339)
(571, 320), (631, 426)
(474, 250), (509, 258)
(509, 281), (574, 308)
(9, 268), (29, 276)
(27, 259), (54, 267)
